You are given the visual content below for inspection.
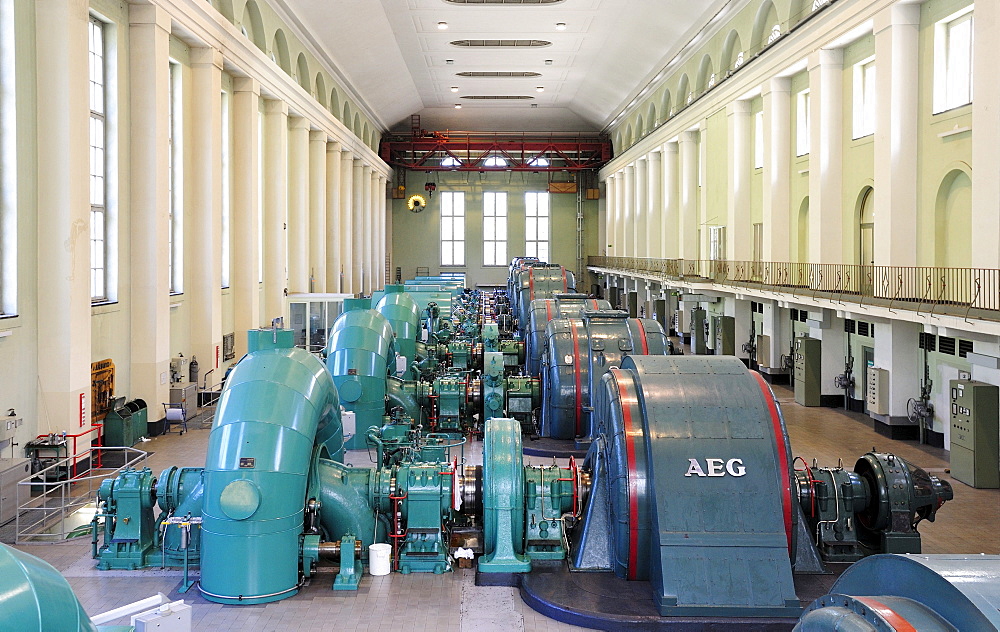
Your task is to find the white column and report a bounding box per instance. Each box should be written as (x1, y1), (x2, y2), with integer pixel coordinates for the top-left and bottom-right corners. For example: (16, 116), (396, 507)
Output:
(634, 157), (648, 257)
(325, 142), (342, 292)
(263, 100), (288, 322)
(231, 77), (260, 355)
(874, 4), (919, 267)
(622, 165), (635, 257)
(662, 142), (679, 259)
(763, 78), (791, 262)
(286, 117), (309, 294)
(339, 151), (354, 293)
(377, 174), (387, 290)
(972, 0), (1000, 267)
(727, 100), (752, 261)
(188, 46), (223, 373)
(352, 159), (365, 293)
(679, 130), (700, 260)
(36, 0), (90, 429)
(873, 320), (921, 420)
(127, 3), (171, 409)
(309, 131), (327, 292)
(366, 168), (377, 293)
(604, 174), (616, 255)
(808, 49), (844, 264)
(646, 151), (663, 258)
(615, 169), (626, 256)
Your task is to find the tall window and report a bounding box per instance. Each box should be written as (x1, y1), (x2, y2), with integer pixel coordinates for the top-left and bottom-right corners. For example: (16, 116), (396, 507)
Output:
(483, 192), (507, 266)
(796, 89), (810, 156)
(934, 8), (973, 113)
(753, 110), (764, 169)
(709, 225), (726, 261)
(440, 191), (465, 266)
(89, 17), (107, 301)
(168, 61), (183, 293)
(221, 91), (231, 288)
(752, 223), (763, 262)
(525, 191), (550, 261)
(853, 57), (876, 139)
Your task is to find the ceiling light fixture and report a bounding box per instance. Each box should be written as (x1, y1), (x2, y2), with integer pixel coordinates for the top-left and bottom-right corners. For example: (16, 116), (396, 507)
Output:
(555, 22), (567, 30)
(445, 59), (454, 65)
(544, 59), (553, 65)
(454, 104), (462, 109)
(451, 86), (459, 92)
(437, 21), (449, 30)
(531, 103), (538, 108)
(535, 86), (544, 92)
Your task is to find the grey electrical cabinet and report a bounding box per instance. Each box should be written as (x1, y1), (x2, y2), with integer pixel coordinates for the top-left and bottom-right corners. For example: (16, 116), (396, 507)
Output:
(713, 315), (735, 355)
(0, 458), (30, 525)
(794, 336), (822, 407)
(170, 382), (198, 421)
(690, 308), (707, 355)
(949, 379), (999, 489)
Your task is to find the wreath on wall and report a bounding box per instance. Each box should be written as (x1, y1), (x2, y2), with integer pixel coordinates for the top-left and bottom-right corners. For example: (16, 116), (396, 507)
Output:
(407, 194), (427, 213)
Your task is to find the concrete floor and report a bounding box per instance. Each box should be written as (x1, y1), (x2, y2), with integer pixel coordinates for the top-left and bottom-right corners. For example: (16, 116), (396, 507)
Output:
(9, 370), (1000, 631)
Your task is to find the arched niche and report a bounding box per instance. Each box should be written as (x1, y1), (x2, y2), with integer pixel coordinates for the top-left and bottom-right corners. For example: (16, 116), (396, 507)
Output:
(934, 169), (972, 268)
(296, 53), (310, 91)
(315, 73), (327, 107)
(241, 0), (266, 51)
(696, 54), (714, 94)
(272, 30), (291, 74)
(751, 1), (781, 53)
(797, 196), (810, 263)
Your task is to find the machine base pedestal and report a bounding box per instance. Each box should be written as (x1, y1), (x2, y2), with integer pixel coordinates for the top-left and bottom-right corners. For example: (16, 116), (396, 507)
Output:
(521, 437), (588, 458)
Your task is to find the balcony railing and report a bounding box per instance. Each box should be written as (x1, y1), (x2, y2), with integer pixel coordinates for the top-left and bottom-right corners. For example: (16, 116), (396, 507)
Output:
(587, 256), (1000, 319)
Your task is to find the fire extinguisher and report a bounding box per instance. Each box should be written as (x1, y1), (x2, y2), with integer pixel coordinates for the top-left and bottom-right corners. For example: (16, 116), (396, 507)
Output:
(189, 356), (199, 385)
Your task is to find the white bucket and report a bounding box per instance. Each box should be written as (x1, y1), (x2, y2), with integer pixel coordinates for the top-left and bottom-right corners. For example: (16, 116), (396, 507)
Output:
(369, 543), (392, 576)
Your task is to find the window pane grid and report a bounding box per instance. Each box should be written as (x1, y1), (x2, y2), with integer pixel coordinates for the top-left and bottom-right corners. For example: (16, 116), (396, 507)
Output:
(89, 17), (107, 301)
(440, 191), (465, 266)
(483, 192), (507, 266)
(525, 192), (549, 262)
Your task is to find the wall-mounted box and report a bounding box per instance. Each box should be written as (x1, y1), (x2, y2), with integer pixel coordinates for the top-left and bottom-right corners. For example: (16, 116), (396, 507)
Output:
(866, 367), (890, 416)
(949, 379), (999, 489)
(794, 337), (822, 407)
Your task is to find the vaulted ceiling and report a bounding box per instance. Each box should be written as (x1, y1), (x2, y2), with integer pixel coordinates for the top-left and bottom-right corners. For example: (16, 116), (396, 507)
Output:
(279, 0), (731, 133)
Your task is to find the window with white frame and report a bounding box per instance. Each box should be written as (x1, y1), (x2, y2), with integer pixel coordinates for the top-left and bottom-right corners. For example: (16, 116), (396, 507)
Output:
(934, 8), (973, 114)
(168, 61), (183, 293)
(752, 223), (763, 262)
(221, 90), (231, 288)
(0, 0), (15, 315)
(796, 89), (810, 156)
(440, 191), (465, 266)
(709, 225), (726, 261)
(524, 192), (550, 261)
(483, 192), (507, 266)
(89, 17), (108, 301)
(853, 57), (876, 139)
(754, 110), (764, 169)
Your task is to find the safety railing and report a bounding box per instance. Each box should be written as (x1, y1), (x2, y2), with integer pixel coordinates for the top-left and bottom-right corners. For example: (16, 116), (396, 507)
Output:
(15, 446), (149, 543)
(588, 256), (1000, 318)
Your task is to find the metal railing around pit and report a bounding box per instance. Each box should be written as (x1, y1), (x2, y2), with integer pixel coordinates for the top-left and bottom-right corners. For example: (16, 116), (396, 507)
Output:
(15, 446), (149, 544)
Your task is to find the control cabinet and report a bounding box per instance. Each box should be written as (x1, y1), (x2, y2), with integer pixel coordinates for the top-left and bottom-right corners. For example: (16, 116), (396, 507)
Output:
(756, 334), (772, 368)
(793, 336), (822, 407)
(0, 458), (30, 525)
(949, 379), (999, 489)
(866, 367), (890, 416)
(713, 315), (735, 355)
(690, 308), (707, 355)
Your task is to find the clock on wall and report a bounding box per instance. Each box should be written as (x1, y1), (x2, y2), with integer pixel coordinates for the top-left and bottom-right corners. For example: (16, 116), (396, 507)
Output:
(407, 194), (427, 213)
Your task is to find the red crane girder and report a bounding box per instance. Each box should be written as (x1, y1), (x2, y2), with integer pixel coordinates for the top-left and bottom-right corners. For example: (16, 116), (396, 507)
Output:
(380, 131), (611, 172)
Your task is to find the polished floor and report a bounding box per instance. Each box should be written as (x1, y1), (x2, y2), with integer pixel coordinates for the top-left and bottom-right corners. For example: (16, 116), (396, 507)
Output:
(11, 367), (1000, 631)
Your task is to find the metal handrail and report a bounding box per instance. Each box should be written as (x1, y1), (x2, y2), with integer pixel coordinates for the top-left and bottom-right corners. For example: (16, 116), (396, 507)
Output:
(587, 256), (1000, 318)
(15, 446), (148, 543)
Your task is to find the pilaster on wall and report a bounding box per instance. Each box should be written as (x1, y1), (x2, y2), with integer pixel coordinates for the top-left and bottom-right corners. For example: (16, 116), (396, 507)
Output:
(287, 117), (310, 294)
(647, 151), (663, 259)
(231, 77), (261, 355)
(362, 166), (373, 295)
(189, 46), (224, 375)
(622, 165), (635, 257)
(679, 130), (700, 260)
(662, 142), (679, 259)
(263, 99), (288, 324)
(339, 151), (354, 293)
(634, 157), (648, 257)
(614, 171), (626, 255)
(605, 174), (617, 256)
(727, 100), (752, 261)
(36, 0), (92, 430)
(309, 131), (328, 292)
(325, 142), (342, 293)
(351, 159), (365, 293)
(874, 3), (919, 268)
(375, 173), (387, 290)
(972, 0), (1000, 268)
(808, 48), (844, 264)
(762, 78), (791, 263)
(128, 3), (172, 409)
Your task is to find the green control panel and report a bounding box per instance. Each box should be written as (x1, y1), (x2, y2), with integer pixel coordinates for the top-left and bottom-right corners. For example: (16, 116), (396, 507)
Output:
(949, 379), (999, 489)
(794, 336), (822, 407)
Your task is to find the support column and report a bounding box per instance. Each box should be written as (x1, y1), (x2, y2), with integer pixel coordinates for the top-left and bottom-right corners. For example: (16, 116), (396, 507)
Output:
(351, 159), (364, 293)
(188, 46), (223, 373)
(972, 0), (1000, 268)
(376, 174), (387, 290)
(873, 320), (921, 427)
(808, 49), (844, 264)
(622, 165), (635, 257)
(367, 168), (378, 293)
(727, 100), (752, 261)
(615, 169), (626, 257)
(127, 3), (171, 409)
(309, 131), (327, 292)
(231, 77), (260, 357)
(359, 164), (372, 294)
(646, 151), (663, 259)
(662, 142), (679, 259)
(604, 174), (616, 255)
(325, 142), (342, 292)
(286, 117), (309, 294)
(873, 4), (919, 267)
(339, 151), (354, 293)
(763, 78), (791, 262)
(679, 130), (700, 260)
(36, 0), (90, 430)
(262, 100), (288, 323)
(634, 157), (647, 257)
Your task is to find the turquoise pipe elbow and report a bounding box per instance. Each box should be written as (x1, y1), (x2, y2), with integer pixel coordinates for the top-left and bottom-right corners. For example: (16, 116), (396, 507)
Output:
(326, 298), (395, 450)
(0, 543), (98, 632)
(200, 336), (340, 605)
(376, 285), (420, 381)
(314, 459), (380, 556)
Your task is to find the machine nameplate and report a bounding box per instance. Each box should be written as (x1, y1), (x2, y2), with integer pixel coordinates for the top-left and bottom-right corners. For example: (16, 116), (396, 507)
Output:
(684, 458), (746, 477)
(239, 458), (255, 469)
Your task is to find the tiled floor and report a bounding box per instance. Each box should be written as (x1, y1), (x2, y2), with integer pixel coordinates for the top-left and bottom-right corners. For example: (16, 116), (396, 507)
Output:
(10, 366), (1000, 631)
